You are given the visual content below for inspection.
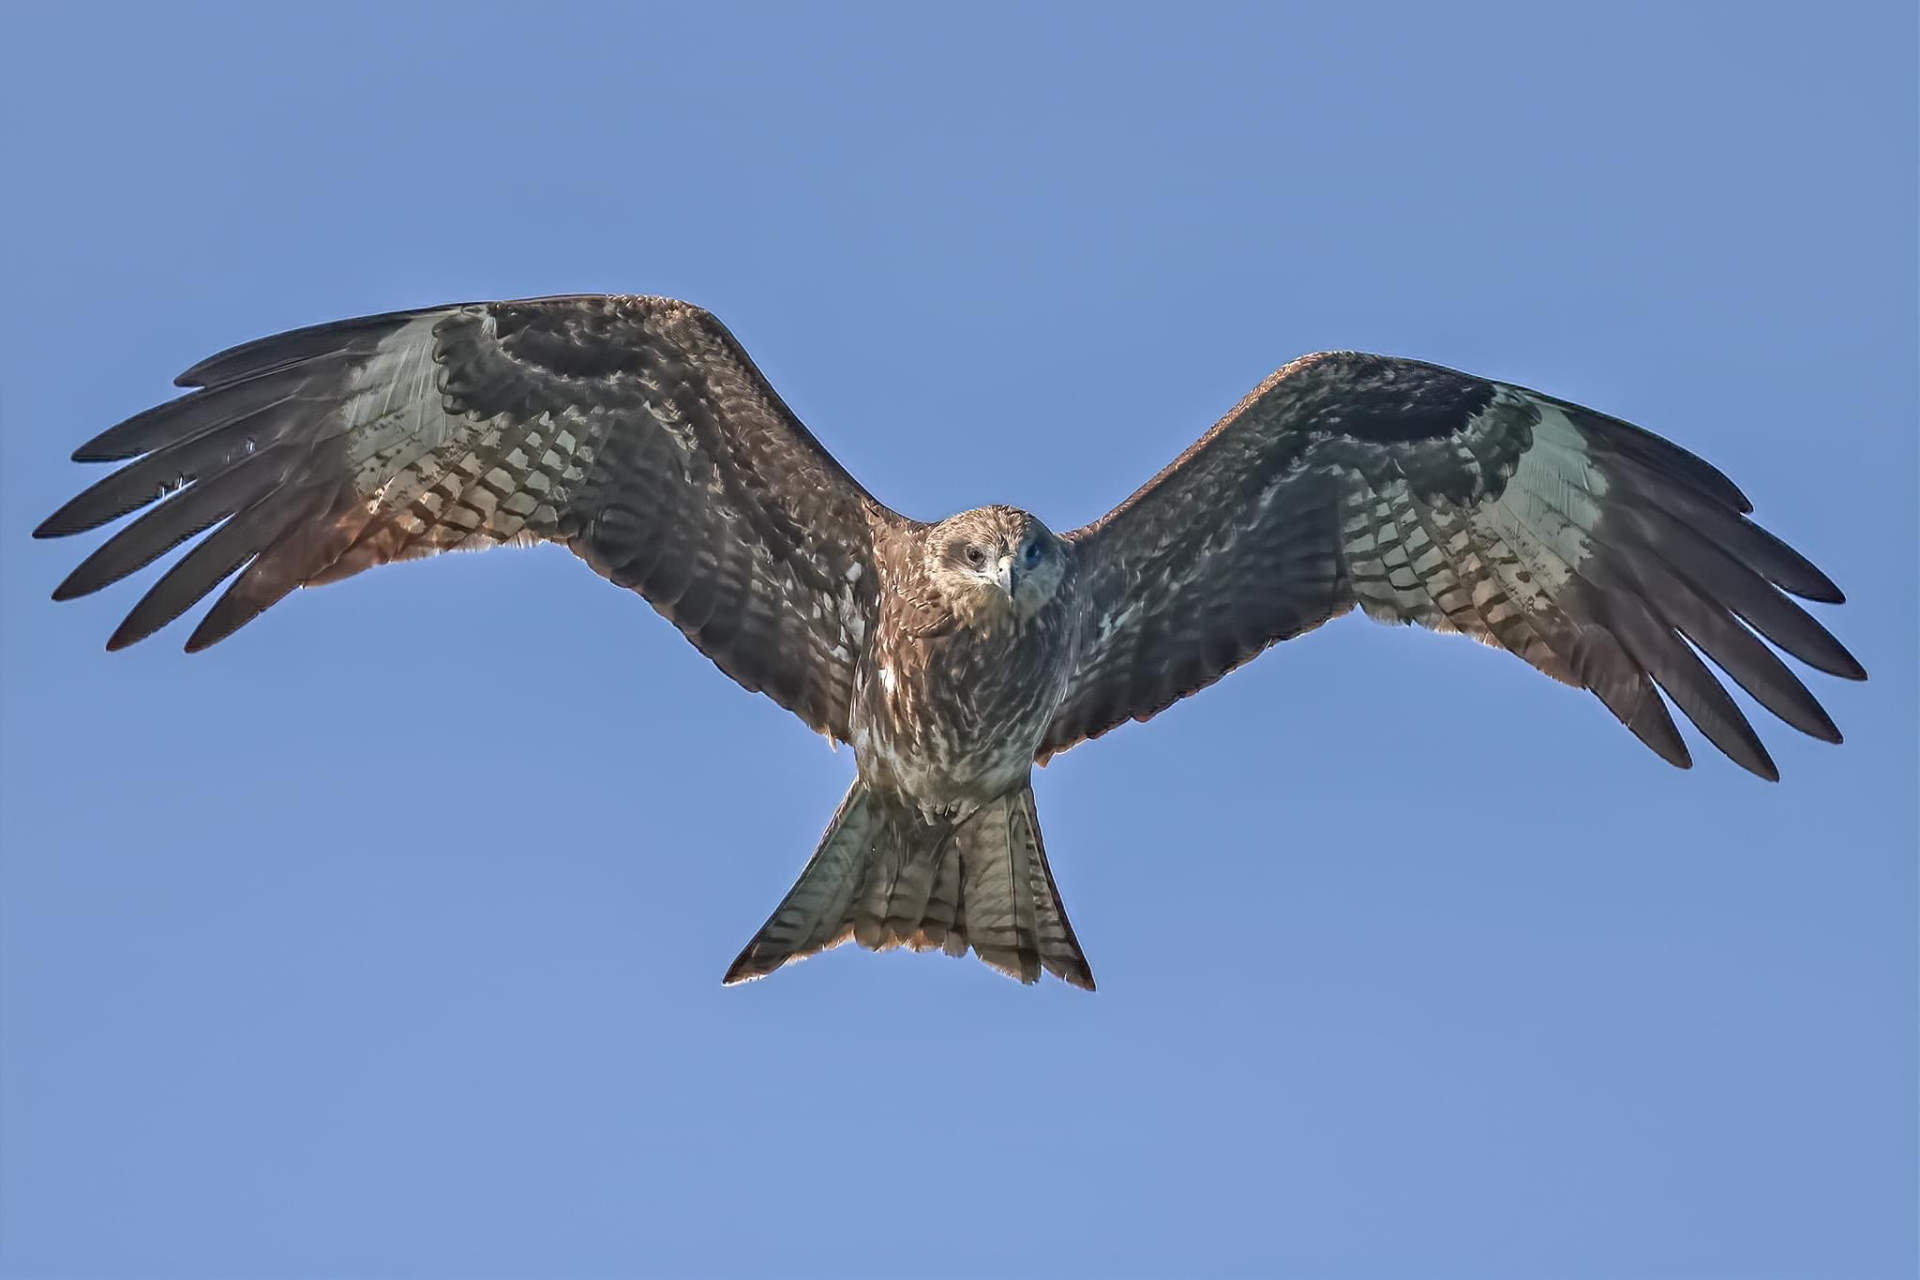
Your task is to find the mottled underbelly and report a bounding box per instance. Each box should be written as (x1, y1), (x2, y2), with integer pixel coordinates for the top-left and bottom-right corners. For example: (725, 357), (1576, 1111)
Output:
(849, 643), (1065, 818)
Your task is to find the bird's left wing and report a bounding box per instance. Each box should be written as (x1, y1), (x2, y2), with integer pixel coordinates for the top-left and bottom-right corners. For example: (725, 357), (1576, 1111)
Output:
(37, 295), (900, 741)
(1040, 352), (1863, 777)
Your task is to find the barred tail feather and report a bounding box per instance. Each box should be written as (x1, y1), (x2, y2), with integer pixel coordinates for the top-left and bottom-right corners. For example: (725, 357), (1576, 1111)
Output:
(951, 786), (1093, 989)
(722, 782), (1093, 990)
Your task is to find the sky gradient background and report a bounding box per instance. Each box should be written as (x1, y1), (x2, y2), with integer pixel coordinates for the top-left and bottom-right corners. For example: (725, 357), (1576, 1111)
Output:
(3, 5), (1915, 1278)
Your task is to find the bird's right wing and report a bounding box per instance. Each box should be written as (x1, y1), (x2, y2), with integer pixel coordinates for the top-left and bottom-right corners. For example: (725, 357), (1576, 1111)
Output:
(38, 295), (902, 742)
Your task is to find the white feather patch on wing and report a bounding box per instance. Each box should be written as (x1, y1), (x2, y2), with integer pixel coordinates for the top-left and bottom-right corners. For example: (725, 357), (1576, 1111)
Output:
(1338, 392), (1610, 671)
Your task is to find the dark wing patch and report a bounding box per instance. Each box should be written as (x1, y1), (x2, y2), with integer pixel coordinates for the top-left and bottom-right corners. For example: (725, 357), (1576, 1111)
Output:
(38, 295), (900, 741)
(1041, 352), (1862, 778)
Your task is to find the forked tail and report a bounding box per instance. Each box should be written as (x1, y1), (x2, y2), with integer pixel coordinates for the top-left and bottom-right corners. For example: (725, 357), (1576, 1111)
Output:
(722, 780), (1094, 989)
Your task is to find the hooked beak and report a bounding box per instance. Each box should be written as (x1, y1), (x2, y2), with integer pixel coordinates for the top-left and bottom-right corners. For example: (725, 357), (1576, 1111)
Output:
(995, 555), (1019, 598)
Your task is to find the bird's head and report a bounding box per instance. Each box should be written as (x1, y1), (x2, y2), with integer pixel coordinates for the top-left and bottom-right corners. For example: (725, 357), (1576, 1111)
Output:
(929, 505), (1067, 625)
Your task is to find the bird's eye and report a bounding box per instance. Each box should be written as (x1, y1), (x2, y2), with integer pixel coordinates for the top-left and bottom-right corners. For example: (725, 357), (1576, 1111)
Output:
(1023, 541), (1043, 567)
(964, 545), (986, 567)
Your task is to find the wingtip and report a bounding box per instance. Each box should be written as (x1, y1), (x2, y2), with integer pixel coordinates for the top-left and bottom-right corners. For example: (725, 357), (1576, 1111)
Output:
(1792, 576), (1846, 607)
(1812, 638), (1869, 683)
(35, 485), (117, 537)
(35, 503), (99, 540)
(173, 353), (222, 389)
(103, 607), (162, 652)
(182, 622), (224, 655)
(70, 426), (144, 463)
(1800, 708), (1844, 746)
(50, 567), (96, 603)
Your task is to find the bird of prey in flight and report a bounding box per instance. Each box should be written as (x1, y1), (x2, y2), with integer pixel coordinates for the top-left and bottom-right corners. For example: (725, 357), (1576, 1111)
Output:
(36, 295), (1864, 990)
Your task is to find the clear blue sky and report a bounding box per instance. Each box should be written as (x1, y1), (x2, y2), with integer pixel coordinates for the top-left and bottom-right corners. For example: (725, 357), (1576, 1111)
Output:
(2, 5), (1914, 1278)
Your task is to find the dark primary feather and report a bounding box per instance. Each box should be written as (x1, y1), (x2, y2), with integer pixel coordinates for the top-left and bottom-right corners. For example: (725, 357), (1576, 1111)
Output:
(37, 295), (902, 740)
(1042, 352), (1862, 778)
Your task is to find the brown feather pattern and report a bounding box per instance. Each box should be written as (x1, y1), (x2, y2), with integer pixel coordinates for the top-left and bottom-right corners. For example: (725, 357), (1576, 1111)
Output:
(39, 300), (1865, 990)
(37, 295), (900, 739)
(1041, 352), (1862, 777)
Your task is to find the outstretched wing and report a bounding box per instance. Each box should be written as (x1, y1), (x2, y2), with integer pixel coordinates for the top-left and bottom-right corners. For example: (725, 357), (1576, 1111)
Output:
(37, 295), (899, 741)
(1041, 352), (1863, 778)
